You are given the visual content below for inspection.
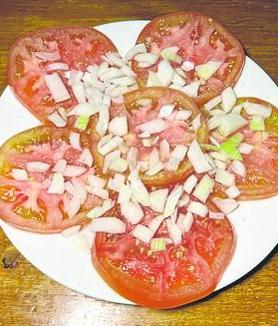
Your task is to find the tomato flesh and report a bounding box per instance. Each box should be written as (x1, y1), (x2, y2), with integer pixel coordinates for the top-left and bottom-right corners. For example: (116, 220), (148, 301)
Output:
(92, 206), (235, 309)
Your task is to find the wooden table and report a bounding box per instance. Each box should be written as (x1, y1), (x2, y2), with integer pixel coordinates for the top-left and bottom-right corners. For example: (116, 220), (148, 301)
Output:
(0, 1), (277, 325)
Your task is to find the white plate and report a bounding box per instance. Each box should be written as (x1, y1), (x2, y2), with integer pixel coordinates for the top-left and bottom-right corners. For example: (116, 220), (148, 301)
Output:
(0, 20), (278, 306)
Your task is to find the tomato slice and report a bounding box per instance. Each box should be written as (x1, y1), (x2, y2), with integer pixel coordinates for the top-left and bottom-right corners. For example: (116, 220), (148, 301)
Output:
(92, 205), (235, 309)
(90, 87), (208, 187)
(0, 126), (104, 233)
(133, 12), (245, 106)
(8, 27), (117, 122)
(232, 98), (278, 200)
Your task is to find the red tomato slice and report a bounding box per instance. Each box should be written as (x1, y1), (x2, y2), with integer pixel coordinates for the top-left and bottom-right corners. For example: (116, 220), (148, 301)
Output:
(0, 126), (104, 233)
(8, 27), (117, 122)
(90, 87), (208, 187)
(133, 12), (245, 106)
(92, 205), (235, 309)
(233, 98), (278, 200)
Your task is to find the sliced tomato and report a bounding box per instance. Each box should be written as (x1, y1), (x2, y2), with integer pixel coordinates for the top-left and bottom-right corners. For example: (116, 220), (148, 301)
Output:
(231, 98), (278, 200)
(92, 205), (235, 309)
(90, 87), (208, 187)
(8, 27), (117, 122)
(0, 126), (104, 233)
(133, 12), (245, 106)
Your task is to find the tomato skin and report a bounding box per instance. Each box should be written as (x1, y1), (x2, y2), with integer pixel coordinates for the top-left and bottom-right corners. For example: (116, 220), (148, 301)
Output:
(90, 87), (208, 187)
(0, 126), (101, 233)
(133, 12), (245, 106)
(8, 27), (117, 123)
(92, 212), (235, 309)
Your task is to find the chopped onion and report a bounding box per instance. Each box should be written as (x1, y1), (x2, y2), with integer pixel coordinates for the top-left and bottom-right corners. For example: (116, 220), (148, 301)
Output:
(26, 161), (50, 173)
(61, 225), (81, 238)
(148, 214), (165, 233)
(52, 159), (67, 173)
(156, 60), (175, 87)
(131, 224), (154, 243)
(44, 72), (70, 103)
(130, 174), (150, 206)
(230, 160), (246, 177)
(67, 196), (81, 218)
(67, 103), (99, 117)
(11, 168), (28, 181)
(215, 169), (235, 186)
(111, 76), (135, 87)
(69, 132), (81, 150)
(69, 70), (84, 86)
(193, 174), (215, 203)
(78, 148), (93, 167)
(177, 212), (193, 233)
(146, 71), (162, 87)
(158, 104), (175, 118)
(88, 175), (106, 189)
(249, 115), (265, 131)
(63, 165), (87, 177)
(161, 46), (181, 62)
(192, 114), (201, 131)
(225, 185), (241, 198)
(204, 96), (222, 112)
(208, 115), (223, 131)
(121, 202), (144, 224)
(99, 67), (124, 81)
(166, 219), (182, 245)
(103, 150), (121, 174)
(165, 145), (187, 172)
(118, 184), (132, 203)
(183, 174), (198, 194)
(195, 60), (222, 80)
(47, 110), (67, 127)
(71, 179), (87, 203)
(188, 140), (212, 173)
(182, 81), (200, 97)
(172, 72), (185, 86)
(108, 116), (128, 136)
(138, 119), (168, 134)
(91, 217), (126, 234)
(120, 64), (136, 77)
(163, 185), (183, 218)
(106, 52), (125, 67)
(47, 173), (64, 195)
(47, 62), (69, 72)
(218, 113), (248, 137)
(181, 60), (195, 71)
(178, 193), (190, 207)
(210, 151), (228, 162)
(145, 161), (164, 176)
(212, 198), (238, 214)
(134, 53), (158, 66)
(160, 139), (170, 162)
(187, 201), (208, 217)
(221, 87), (237, 112)
(107, 173), (126, 192)
(96, 105), (109, 137)
(232, 103), (243, 114)
(87, 186), (108, 199)
(149, 188), (169, 213)
(238, 143), (253, 154)
(175, 110), (192, 121)
(243, 102), (272, 118)
(98, 136), (123, 156)
(125, 43), (147, 60)
(72, 82), (86, 104)
(85, 87), (103, 105)
(109, 157), (128, 173)
(87, 199), (114, 219)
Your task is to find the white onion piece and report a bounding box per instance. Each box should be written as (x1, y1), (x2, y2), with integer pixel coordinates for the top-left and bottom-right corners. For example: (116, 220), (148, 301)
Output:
(78, 148), (93, 167)
(209, 109), (226, 116)
(225, 185), (241, 198)
(218, 113), (248, 137)
(172, 72), (185, 86)
(208, 115), (223, 131)
(121, 202), (144, 224)
(183, 174), (198, 194)
(130, 175), (150, 206)
(178, 193), (190, 207)
(131, 224), (154, 243)
(210, 151), (228, 162)
(47, 111), (67, 127)
(148, 214), (165, 233)
(134, 53), (158, 65)
(106, 52), (125, 67)
(204, 96), (222, 112)
(98, 136), (123, 156)
(98, 134), (112, 149)
(175, 110), (192, 121)
(125, 43), (147, 60)
(35, 50), (60, 61)
(165, 145), (187, 172)
(146, 71), (162, 87)
(221, 87), (237, 112)
(156, 60), (175, 87)
(67, 196), (81, 218)
(69, 132), (81, 150)
(231, 103), (243, 114)
(44, 73), (70, 103)
(87, 186), (108, 199)
(166, 219), (182, 245)
(214, 159), (226, 170)
(88, 175), (106, 189)
(68, 103), (99, 117)
(11, 169), (28, 181)
(138, 119), (168, 134)
(107, 173), (126, 192)
(243, 102), (272, 118)
(181, 60), (195, 71)
(108, 116), (128, 136)
(215, 169), (235, 186)
(72, 82), (86, 104)
(96, 105), (109, 137)
(159, 139), (170, 162)
(118, 184), (132, 204)
(91, 217), (126, 234)
(149, 188), (169, 213)
(110, 76), (135, 87)
(68, 70), (84, 86)
(158, 104), (175, 118)
(193, 174), (215, 203)
(182, 81), (200, 97)
(195, 60), (222, 80)
(52, 159), (67, 173)
(230, 160), (246, 177)
(188, 140), (212, 173)
(163, 185), (183, 218)
(47, 62), (69, 72)
(120, 64), (136, 77)
(209, 211), (225, 219)
(71, 179), (87, 204)
(103, 150), (121, 174)
(63, 165), (87, 177)
(87, 199), (114, 219)
(238, 143), (253, 154)
(85, 87), (103, 105)
(212, 198), (239, 214)
(177, 212), (193, 233)
(61, 225), (81, 238)
(109, 157), (128, 173)
(26, 161), (50, 173)
(187, 201), (208, 217)
(192, 114), (201, 131)
(145, 162), (164, 176)
(47, 173), (64, 195)
(97, 61), (109, 76)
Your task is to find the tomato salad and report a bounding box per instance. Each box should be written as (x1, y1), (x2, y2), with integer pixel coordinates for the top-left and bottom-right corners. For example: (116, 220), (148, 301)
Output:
(1, 12), (277, 310)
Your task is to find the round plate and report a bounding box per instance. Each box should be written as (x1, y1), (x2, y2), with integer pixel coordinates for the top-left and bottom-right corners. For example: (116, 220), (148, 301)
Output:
(0, 20), (278, 305)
